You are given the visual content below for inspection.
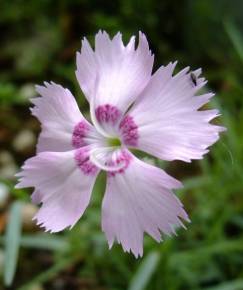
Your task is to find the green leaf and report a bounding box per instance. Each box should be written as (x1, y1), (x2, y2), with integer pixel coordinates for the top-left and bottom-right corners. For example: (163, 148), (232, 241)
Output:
(128, 251), (160, 290)
(3, 201), (23, 287)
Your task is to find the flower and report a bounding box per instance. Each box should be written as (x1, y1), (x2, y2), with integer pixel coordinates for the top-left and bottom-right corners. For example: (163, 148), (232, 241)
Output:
(15, 31), (225, 257)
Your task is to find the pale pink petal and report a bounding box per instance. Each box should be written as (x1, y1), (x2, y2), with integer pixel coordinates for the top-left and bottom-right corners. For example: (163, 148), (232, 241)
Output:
(32, 82), (97, 152)
(124, 64), (225, 162)
(76, 31), (154, 114)
(75, 37), (97, 100)
(31, 190), (42, 204)
(102, 153), (188, 257)
(16, 148), (99, 232)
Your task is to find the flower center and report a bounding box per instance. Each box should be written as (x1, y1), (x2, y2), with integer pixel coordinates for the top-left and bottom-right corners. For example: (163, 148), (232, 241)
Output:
(107, 137), (121, 147)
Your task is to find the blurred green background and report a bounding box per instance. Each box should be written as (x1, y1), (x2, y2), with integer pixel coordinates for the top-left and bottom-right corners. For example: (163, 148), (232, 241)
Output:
(0, 0), (243, 289)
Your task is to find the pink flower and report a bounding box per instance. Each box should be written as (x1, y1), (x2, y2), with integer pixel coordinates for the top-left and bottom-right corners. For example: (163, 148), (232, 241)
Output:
(16, 31), (225, 257)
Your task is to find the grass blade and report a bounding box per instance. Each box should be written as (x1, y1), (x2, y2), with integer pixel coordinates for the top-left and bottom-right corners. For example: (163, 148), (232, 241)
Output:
(20, 234), (68, 251)
(4, 201), (23, 287)
(128, 251), (160, 290)
(0, 234), (68, 251)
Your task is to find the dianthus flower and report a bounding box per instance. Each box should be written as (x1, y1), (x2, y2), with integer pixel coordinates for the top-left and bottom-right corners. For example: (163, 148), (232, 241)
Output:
(16, 31), (224, 257)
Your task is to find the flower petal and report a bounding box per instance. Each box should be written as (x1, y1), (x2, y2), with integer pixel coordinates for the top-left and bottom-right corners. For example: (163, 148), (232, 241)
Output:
(101, 154), (188, 257)
(16, 148), (99, 232)
(125, 64), (225, 162)
(89, 146), (132, 172)
(31, 190), (42, 204)
(32, 82), (96, 152)
(76, 31), (154, 114)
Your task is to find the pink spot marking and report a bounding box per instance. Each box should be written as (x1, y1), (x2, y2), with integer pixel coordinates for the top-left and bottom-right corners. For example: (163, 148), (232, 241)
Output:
(108, 150), (132, 177)
(119, 115), (138, 146)
(75, 148), (98, 176)
(95, 104), (121, 125)
(72, 121), (90, 149)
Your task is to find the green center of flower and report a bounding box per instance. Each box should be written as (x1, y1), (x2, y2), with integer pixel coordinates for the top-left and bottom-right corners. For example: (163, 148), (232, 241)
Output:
(108, 137), (121, 147)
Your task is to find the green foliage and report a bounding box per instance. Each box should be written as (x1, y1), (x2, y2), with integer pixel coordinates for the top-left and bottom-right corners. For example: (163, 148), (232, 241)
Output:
(0, 0), (243, 289)
(3, 201), (23, 286)
(128, 251), (160, 290)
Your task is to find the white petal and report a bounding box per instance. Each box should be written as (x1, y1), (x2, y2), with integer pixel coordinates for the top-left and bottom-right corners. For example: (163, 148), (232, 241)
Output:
(33, 82), (96, 152)
(16, 149), (99, 232)
(101, 154), (188, 257)
(127, 64), (225, 162)
(76, 31), (154, 114)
